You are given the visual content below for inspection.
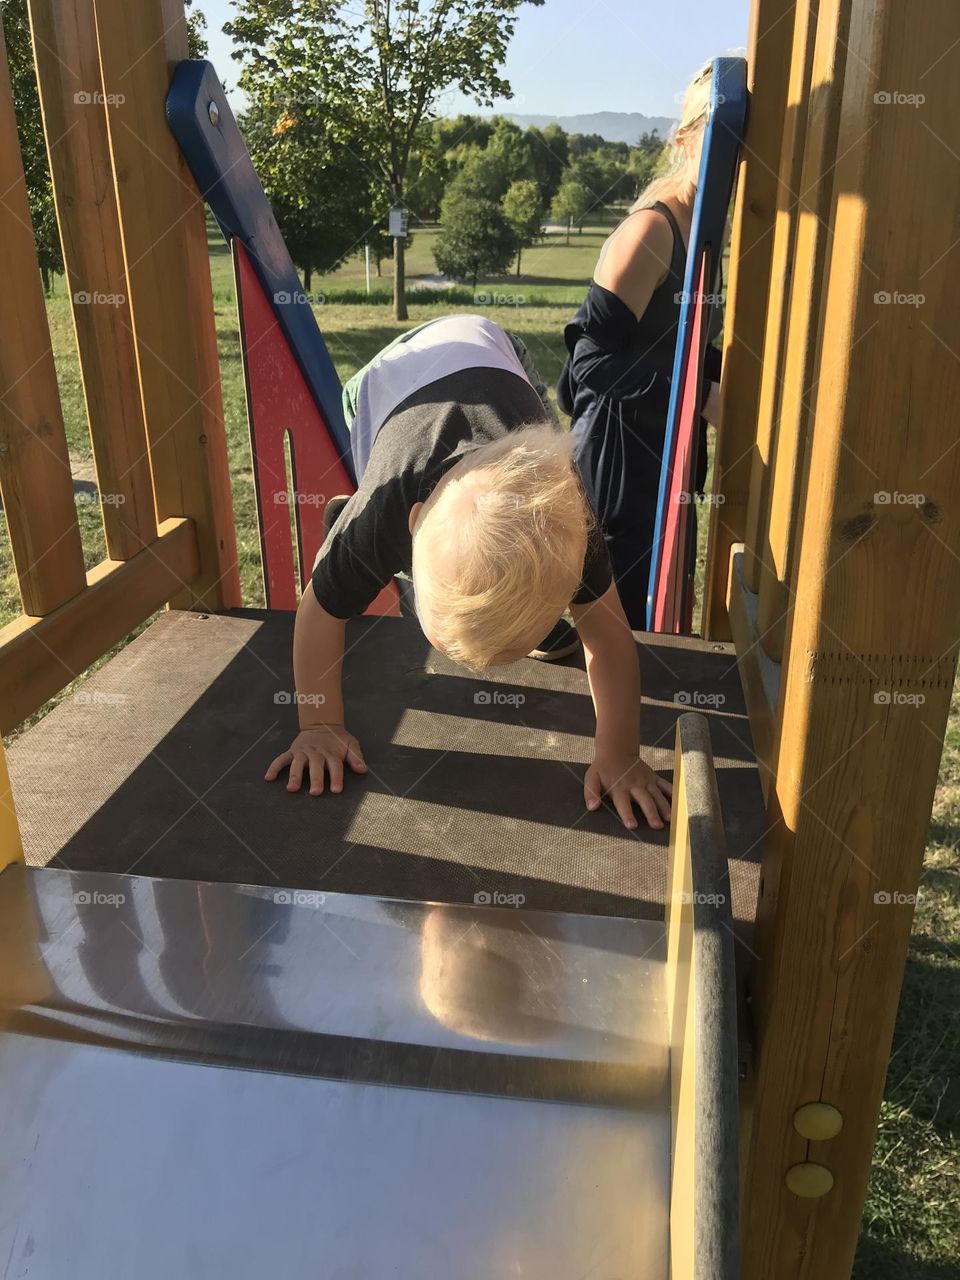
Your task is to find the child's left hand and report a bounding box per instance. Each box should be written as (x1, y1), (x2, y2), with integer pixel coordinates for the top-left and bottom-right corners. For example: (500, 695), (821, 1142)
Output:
(584, 750), (672, 831)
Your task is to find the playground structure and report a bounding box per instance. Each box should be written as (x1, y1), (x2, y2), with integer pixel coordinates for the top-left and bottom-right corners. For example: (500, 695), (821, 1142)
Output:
(0, 1), (957, 1277)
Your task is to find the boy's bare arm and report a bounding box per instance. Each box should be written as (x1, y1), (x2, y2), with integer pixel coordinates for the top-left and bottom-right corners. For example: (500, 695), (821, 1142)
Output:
(570, 584), (672, 830)
(264, 585), (367, 795)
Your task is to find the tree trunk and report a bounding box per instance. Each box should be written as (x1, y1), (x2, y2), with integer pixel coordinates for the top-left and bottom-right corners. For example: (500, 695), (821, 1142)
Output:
(303, 265), (312, 293)
(516, 248), (522, 276)
(566, 217), (572, 246)
(41, 264), (50, 295)
(394, 236), (407, 321)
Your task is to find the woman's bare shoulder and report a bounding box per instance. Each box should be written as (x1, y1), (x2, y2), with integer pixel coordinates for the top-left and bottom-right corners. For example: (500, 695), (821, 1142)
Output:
(595, 208), (675, 317)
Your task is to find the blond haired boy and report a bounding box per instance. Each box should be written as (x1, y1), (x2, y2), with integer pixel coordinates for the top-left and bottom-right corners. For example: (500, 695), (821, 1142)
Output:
(265, 315), (671, 830)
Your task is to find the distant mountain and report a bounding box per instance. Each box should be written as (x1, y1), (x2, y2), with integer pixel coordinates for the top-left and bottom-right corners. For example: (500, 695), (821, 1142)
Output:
(505, 111), (677, 146)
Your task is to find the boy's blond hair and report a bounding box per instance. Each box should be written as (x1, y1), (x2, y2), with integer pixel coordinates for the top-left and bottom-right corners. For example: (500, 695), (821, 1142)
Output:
(411, 424), (590, 670)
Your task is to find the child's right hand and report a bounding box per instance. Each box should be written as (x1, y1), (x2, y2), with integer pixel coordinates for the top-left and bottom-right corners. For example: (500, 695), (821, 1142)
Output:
(265, 725), (368, 796)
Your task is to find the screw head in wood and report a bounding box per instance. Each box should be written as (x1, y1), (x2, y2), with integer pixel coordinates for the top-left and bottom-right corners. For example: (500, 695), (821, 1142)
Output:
(785, 1162), (834, 1198)
(793, 1102), (843, 1140)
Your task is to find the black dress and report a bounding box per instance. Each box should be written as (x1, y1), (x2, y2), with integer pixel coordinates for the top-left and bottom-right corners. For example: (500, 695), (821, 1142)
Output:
(557, 201), (722, 629)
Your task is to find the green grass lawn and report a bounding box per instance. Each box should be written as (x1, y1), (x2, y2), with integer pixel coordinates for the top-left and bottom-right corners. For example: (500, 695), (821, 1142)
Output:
(1, 217), (957, 1276)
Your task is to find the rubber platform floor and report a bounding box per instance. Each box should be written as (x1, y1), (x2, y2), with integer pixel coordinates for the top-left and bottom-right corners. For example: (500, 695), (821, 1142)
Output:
(9, 610), (764, 929)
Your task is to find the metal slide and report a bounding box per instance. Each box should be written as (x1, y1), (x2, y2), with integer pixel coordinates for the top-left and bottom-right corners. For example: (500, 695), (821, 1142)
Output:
(0, 714), (739, 1279)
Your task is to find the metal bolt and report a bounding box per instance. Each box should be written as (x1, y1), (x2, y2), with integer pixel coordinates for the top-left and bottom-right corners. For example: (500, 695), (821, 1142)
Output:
(207, 100), (220, 127)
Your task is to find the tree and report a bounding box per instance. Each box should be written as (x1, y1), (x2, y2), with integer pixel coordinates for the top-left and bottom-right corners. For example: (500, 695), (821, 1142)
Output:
(501, 178), (542, 276)
(3, 0), (62, 292)
(238, 100), (375, 291)
(551, 177), (592, 245)
(628, 130), (665, 198)
(185, 0), (209, 58)
(226, 0), (541, 321)
(434, 183), (514, 289)
(524, 122), (568, 205)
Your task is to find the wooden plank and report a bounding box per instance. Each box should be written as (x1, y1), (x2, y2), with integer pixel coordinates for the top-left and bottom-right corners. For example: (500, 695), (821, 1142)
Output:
(0, 517), (199, 733)
(756, 0), (850, 662)
(726, 546), (779, 801)
(28, 0), (158, 561)
(742, 3), (960, 1275)
(0, 24), (86, 616)
(92, 0), (240, 610)
(702, 0), (796, 640)
(742, 0), (819, 593)
(0, 740), (24, 870)
(159, 0), (240, 608)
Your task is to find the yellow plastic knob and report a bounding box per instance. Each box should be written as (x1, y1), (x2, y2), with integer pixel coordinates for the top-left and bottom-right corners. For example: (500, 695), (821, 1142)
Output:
(793, 1102), (843, 1141)
(785, 1163), (834, 1198)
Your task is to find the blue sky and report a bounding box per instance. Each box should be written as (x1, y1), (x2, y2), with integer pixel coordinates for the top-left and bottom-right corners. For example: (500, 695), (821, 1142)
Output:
(200, 0), (750, 119)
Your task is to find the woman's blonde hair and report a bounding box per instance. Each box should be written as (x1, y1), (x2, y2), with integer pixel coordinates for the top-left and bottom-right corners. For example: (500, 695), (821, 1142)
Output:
(411, 424), (590, 671)
(632, 60), (714, 211)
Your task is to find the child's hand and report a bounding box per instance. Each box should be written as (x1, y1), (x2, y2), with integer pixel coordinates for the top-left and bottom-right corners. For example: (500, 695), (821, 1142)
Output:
(584, 751), (672, 831)
(265, 725), (367, 796)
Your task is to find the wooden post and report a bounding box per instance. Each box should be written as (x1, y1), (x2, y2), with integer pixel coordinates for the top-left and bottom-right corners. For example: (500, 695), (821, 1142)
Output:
(0, 25), (86, 616)
(0, 737), (24, 870)
(755, 0), (851, 663)
(742, 4), (960, 1276)
(29, 0), (158, 562)
(702, 0), (796, 640)
(93, 0), (240, 610)
(741, 0), (819, 595)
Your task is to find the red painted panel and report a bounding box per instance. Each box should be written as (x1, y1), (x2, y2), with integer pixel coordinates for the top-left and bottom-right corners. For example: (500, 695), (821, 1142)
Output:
(234, 243), (399, 616)
(652, 252), (709, 634)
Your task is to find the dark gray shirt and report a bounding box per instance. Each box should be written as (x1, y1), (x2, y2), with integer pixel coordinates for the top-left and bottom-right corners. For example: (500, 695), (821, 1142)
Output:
(311, 367), (612, 619)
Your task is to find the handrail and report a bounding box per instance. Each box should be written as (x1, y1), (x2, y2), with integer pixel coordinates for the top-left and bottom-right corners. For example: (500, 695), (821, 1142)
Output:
(666, 712), (741, 1280)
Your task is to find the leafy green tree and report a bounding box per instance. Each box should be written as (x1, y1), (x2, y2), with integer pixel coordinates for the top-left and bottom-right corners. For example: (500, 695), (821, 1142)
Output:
(2, 0), (62, 292)
(226, 0), (541, 320)
(185, 0), (209, 58)
(551, 176), (592, 244)
(627, 129), (665, 198)
(238, 100), (375, 291)
(434, 181), (514, 288)
(501, 178), (542, 276)
(524, 122), (568, 205)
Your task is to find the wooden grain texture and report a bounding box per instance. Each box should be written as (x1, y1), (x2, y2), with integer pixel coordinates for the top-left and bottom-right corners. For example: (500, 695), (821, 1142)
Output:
(726, 546), (778, 801)
(742, 0), (819, 593)
(742, 3), (960, 1276)
(0, 25), (86, 616)
(29, 0), (158, 561)
(0, 517), (199, 733)
(92, 0), (239, 610)
(159, 0), (240, 608)
(666, 714), (741, 1280)
(756, 0), (850, 662)
(0, 740), (24, 869)
(702, 0), (797, 639)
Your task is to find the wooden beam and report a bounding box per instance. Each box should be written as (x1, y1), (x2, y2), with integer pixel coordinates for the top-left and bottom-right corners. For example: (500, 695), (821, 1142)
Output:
(92, 0), (240, 610)
(28, 0), (158, 562)
(726, 546), (779, 800)
(755, 0), (851, 662)
(0, 24), (86, 616)
(702, 0), (796, 639)
(742, 3), (960, 1276)
(0, 517), (199, 733)
(0, 740), (24, 870)
(742, 0), (819, 594)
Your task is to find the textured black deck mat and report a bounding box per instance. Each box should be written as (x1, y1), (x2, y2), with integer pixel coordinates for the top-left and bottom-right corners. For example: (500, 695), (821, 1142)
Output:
(9, 610), (764, 928)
